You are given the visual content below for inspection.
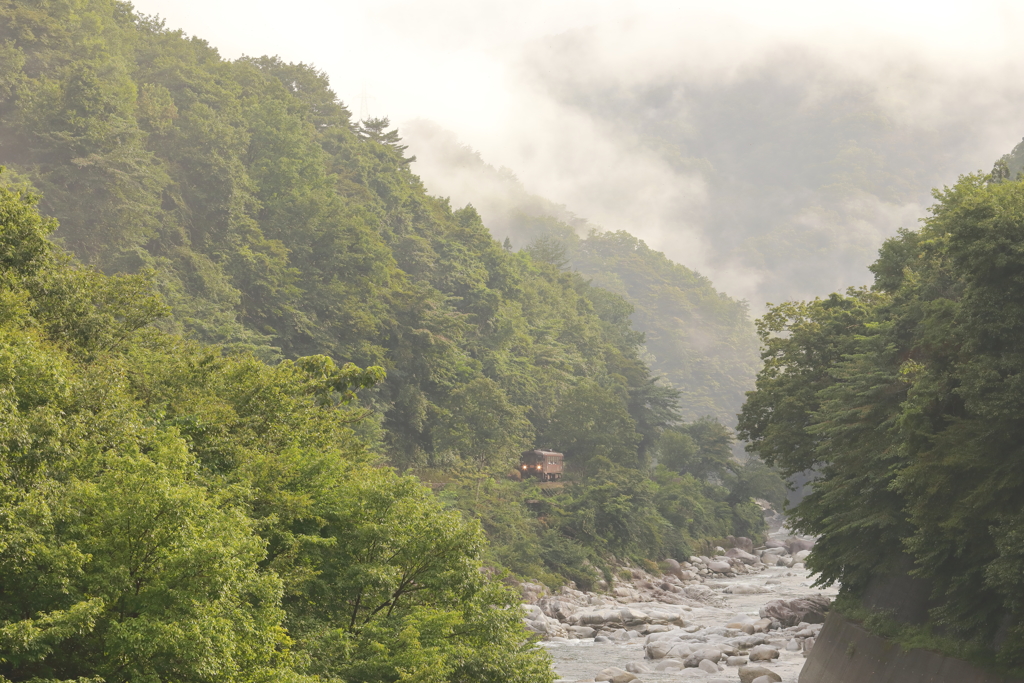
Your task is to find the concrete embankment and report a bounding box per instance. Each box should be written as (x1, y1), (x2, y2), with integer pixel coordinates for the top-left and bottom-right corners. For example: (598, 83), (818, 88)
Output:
(799, 612), (1023, 683)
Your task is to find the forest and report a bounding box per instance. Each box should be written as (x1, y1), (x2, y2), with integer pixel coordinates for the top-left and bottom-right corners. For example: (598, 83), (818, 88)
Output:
(0, 1), (787, 681)
(738, 164), (1024, 673)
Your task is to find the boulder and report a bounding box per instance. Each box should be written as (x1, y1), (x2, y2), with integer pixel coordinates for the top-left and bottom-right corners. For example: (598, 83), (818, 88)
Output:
(594, 635), (612, 643)
(759, 595), (831, 627)
(726, 656), (749, 666)
(786, 638), (801, 651)
(795, 549), (811, 562)
(625, 662), (652, 674)
(619, 607), (648, 625)
(645, 640), (672, 659)
(727, 535), (755, 553)
(699, 658), (721, 673)
(661, 558), (681, 575)
(748, 645), (780, 662)
(568, 625), (596, 639)
(595, 667), (638, 683)
(655, 659), (685, 672)
(786, 537), (815, 554)
(753, 677), (780, 683)
(666, 642), (694, 659)
(739, 666), (782, 683)
(764, 538), (787, 549)
(707, 560), (732, 573)
(726, 548), (759, 564)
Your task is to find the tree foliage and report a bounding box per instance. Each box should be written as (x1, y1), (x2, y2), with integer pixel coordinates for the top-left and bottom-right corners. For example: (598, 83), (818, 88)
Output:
(738, 171), (1024, 669)
(0, 182), (552, 683)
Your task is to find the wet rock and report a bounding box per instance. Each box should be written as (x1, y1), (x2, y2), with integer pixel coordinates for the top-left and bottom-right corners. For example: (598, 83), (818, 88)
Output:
(739, 666), (782, 683)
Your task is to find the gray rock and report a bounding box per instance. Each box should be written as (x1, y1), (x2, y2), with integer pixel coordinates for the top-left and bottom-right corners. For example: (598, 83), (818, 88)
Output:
(624, 662), (652, 674)
(786, 638), (801, 651)
(739, 666), (782, 683)
(803, 636), (815, 654)
(727, 535), (755, 553)
(699, 658), (721, 673)
(594, 635), (613, 644)
(726, 548), (759, 564)
(753, 677), (779, 683)
(665, 642), (694, 659)
(523, 604), (543, 620)
(569, 625), (596, 639)
(595, 667), (638, 683)
(786, 537), (815, 554)
(726, 656), (748, 666)
(748, 645), (780, 661)
(655, 659), (684, 672)
(795, 549), (812, 562)
(764, 539), (787, 549)
(645, 640), (674, 659)
(694, 647), (722, 662)
(619, 607), (648, 625)
(759, 595), (831, 627)
(707, 560), (732, 573)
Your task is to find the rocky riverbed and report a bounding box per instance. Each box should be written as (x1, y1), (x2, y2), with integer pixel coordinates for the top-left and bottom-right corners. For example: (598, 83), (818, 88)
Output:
(520, 532), (838, 683)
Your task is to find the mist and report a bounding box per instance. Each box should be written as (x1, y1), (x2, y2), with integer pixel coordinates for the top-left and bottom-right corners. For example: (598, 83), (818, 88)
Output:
(128, 0), (1024, 306)
(403, 32), (1024, 306)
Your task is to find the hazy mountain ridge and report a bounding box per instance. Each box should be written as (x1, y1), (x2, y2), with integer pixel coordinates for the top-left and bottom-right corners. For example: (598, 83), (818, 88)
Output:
(405, 120), (760, 424)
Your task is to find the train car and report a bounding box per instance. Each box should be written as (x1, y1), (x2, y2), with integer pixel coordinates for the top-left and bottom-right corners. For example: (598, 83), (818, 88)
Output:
(519, 449), (564, 481)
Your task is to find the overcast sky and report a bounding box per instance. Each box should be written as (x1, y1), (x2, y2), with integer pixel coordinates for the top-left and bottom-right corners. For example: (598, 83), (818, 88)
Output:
(128, 0), (1023, 144)
(128, 0), (1024, 303)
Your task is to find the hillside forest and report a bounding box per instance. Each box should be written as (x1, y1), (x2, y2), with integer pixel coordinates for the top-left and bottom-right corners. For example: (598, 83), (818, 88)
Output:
(0, 1), (788, 682)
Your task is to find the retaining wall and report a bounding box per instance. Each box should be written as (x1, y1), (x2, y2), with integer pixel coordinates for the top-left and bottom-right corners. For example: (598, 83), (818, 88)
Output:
(799, 612), (1023, 683)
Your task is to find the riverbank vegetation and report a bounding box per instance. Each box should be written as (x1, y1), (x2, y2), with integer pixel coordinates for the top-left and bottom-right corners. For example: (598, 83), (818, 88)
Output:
(739, 170), (1024, 673)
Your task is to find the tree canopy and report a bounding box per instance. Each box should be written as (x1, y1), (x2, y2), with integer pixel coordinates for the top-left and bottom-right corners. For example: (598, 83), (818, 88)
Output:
(738, 171), (1024, 671)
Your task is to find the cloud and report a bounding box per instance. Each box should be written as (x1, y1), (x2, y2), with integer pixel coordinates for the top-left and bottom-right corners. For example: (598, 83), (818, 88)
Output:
(130, 0), (1024, 304)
